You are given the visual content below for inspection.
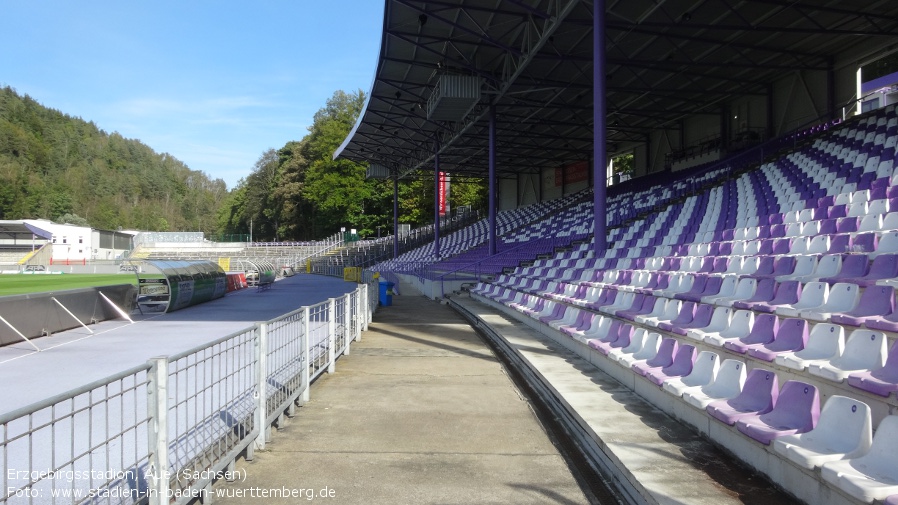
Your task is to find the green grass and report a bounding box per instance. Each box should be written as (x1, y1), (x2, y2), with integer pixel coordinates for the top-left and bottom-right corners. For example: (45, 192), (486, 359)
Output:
(0, 274), (139, 297)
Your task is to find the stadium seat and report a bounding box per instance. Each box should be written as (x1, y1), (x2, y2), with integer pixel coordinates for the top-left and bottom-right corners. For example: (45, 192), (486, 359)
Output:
(646, 344), (697, 386)
(808, 329), (888, 382)
(703, 310), (754, 347)
(662, 351), (719, 397)
(704, 276), (756, 306)
(723, 313), (778, 354)
(607, 327), (648, 362)
(617, 332), (662, 368)
(773, 396), (872, 470)
(775, 323), (845, 371)
(632, 337), (678, 376)
(735, 380), (820, 445)
(847, 339), (898, 397)
(685, 306), (732, 341)
(682, 359), (747, 410)
(821, 416), (898, 502)
(746, 318), (809, 361)
(799, 282), (861, 322)
(831, 285), (895, 326)
(775, 281), (828, 317)
(706, 368), (778, 425)
(639, 298), (682, 327)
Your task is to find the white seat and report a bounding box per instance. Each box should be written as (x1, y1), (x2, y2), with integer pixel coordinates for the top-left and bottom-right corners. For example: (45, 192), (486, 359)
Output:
(607, 327), (647, 362)
(808, 329), (888, 382)
(662, 351), (720, 397)
(702, 274), (738, 303)
(737, 255), (760, 276)
(785, 222), (804, 237)
(653, 273), (683, 296)
(835, 192), (853, 206)
(776, 255), (818, 282)
(776, 281), (829, 317)
(549, 306), (580, 330)
(704, 310), (754, 347)
(783, 210), (801, 224)
(868, 198), (889, 217)
(640, 298), (682, 327)
(731, 240), (746, 256)
(708, 277), (757, 307)
(848, 201), (869, 218)
(571, 315), (611, 344)
(799, 282), (861, 322)
(617, 332), (662, 368)
(600, 291), (636, 315)
(788, 236), (810, 255)
(806, 254), (843, 283)
(743, 239), (760, 255)
(685, 306), (733, 341)
(800, 220), (820, 236)
(821, 415), (898, 502)
(883, 212), (898, 231)
(682, 359), (746, 409)
(798, 208), (815, 223)
(773, 395), (872, 470)
(806, 235), (830, 255)
(776, 323), (845, 371)
(873, 231), (898, 258)
(858, 213), (884, 233)
(634, 297), (670, 325)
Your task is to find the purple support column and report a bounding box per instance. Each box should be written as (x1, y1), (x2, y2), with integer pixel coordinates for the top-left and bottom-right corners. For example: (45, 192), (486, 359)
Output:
(393, 176), (399, 259)
(593, 0), (607, 255)
(434, 147), (441, 259)
(489, 103), (497, 256)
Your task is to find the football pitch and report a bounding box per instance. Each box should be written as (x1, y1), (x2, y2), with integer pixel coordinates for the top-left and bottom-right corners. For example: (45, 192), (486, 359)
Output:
(0, 274), (139, 297)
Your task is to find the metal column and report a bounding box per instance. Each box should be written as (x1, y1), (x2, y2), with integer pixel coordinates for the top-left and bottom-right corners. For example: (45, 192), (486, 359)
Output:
(489, 103), (497, 256)
(393, 175), (399, 258)
(434, 147), (441, 259)
(593, 0), (608, 255)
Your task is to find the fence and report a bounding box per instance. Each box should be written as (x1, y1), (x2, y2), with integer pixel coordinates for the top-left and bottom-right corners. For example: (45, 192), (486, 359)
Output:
(0, 278), (377, 505)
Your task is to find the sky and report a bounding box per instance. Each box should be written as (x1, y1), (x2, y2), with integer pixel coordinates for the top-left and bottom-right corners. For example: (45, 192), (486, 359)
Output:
(0, 0), (384, 190)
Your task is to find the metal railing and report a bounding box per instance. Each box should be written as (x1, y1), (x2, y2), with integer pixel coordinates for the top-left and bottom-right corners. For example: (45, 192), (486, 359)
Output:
(1, 279), (375, 505)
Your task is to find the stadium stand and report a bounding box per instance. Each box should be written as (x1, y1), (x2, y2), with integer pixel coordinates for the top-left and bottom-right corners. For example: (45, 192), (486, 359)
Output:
(372, 104), (898, 503)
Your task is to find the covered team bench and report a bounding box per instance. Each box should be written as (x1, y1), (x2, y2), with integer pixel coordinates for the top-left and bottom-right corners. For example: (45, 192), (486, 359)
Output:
(136, 259), (227, 313)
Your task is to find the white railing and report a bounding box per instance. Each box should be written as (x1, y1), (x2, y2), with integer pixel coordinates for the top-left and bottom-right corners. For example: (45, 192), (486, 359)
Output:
(0, 279), (376, 505)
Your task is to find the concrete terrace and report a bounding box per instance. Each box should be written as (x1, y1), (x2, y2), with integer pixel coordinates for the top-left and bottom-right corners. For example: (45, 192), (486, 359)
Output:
(211, 285), (795, 505)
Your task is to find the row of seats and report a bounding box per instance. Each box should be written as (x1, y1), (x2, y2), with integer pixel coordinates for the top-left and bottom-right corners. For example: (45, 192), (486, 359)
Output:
(474, 287), (898, 502)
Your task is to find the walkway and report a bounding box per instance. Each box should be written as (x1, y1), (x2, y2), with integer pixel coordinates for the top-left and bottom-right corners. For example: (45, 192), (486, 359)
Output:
(212, 291), (591, 504)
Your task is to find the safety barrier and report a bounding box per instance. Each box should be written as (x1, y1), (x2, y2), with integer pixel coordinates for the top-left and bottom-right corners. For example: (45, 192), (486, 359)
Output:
(0, 280), (375, 505)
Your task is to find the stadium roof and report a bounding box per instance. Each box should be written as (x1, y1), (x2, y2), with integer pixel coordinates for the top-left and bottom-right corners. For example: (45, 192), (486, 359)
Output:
(335, 0), (898, 179)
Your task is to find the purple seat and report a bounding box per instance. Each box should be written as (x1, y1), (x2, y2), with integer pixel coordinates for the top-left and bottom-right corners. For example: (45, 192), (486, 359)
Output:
(645, 344), (697, 386)
(818, 195), (835, 208)
(538, 302), (567, 324)
(769, 224), (786, 238)
(658, 301), (697, 332)
(732, 278), (777, 310)
(617, 295), (658, 321)
(751, 256), (796, 280)
(818, 218), (838, 235)
(724, 313), (779, 354)
(757, 239), (774, 255)
(585, 288), (618, 310)
(590, 323), (635, 355)
(837, 217), (860, 234)
(828, 234), (851, 254)
(848, 340), (898, 397)
(735, 381), (820, 445)
(749, 256), (776, 278)
(852, 233), (879, 254)
(747, 318), (809, 361)
(674, 274), (709, 301)
(707, 369), (779, 425)
(832, 285), (896, 327)
(671, 303), (715, 335)
(829, 205), (847, 219)
(819, 254), (870, 284)
(679, 276), (723, 302)
(560, 311), (595, 337)
(632, 337), (678, 376)
(751, 281), (803, 313)
(772, 238), (792, 254)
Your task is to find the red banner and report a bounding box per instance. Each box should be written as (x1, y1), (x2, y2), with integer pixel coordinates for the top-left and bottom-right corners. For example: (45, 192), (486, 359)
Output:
(438, 172), (449, 216)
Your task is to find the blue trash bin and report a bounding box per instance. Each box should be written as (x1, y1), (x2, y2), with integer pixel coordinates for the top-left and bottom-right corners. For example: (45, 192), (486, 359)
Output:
(379, 281), (395, 306)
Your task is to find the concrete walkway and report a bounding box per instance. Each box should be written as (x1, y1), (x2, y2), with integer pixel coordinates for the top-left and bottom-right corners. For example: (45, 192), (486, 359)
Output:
(212, 292), (590, 505)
